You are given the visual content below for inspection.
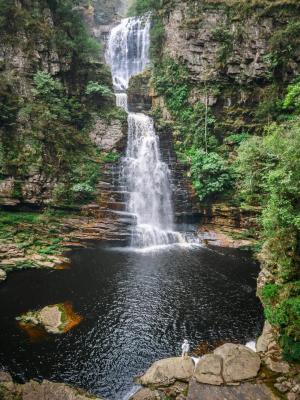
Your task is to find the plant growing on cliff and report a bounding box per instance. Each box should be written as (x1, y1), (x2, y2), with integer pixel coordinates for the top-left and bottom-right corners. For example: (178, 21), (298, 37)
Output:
(85, 81), (113, 98)
(187, 149), (233, 201)
(237, 117), (300, 361)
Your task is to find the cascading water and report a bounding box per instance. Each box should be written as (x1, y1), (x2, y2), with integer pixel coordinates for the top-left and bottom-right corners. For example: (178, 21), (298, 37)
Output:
(106, 15), (182, 248)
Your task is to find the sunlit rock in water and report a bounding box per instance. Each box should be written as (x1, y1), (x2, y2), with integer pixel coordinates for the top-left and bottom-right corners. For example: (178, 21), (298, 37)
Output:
(17, 301), (82, 339)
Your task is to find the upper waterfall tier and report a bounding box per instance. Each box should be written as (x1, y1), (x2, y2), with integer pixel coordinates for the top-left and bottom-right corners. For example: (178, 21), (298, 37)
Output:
(105, 16), (151, 92)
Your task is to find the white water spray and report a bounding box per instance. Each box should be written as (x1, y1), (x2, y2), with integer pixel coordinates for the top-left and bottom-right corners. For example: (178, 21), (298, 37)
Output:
(106, 16), (183, 248)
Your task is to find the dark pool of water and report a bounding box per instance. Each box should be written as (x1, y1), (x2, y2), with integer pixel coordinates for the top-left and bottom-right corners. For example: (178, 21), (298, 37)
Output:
(0, 244), (264, 399)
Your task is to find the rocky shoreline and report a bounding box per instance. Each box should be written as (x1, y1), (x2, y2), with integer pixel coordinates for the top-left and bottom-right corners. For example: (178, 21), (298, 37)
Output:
(1, 321), (299, 400)
(130, 322), (300, 400)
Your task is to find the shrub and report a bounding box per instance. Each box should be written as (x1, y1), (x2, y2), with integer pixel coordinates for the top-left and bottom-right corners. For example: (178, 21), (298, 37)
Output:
(85, 81), (113, 97)
(189, 149), (233, 201)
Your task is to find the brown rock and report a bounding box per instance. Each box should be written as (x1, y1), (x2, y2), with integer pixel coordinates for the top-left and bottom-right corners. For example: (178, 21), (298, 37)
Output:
(265, 357), (290, 374)
(129, 388), (157, 400)
(187, 379), (279, 400)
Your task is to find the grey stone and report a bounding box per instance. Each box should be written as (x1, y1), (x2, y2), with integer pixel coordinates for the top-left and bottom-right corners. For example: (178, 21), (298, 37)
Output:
(214, 343), (261, 383)
(194, 354), (223, 385)
(139, 357), (194, 387)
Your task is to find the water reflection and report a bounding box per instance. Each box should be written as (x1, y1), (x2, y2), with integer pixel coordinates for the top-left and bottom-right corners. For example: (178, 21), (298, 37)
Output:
(0, 245), (263, 399)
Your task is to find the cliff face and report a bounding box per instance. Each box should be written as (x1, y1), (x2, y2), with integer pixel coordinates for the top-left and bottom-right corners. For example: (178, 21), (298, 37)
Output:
(159, 1), (300, 134)
(0, 0), (127, 207)
(78, 0), (128, 45)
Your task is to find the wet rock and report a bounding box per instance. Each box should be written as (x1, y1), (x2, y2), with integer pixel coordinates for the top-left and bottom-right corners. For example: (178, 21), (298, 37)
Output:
(194, 354), (223, 385)
(287, 393), (298, 400)
(139, 357), (194, 387)
(214, 344), (261, 383)
(0, 378), (104, 400)
(256, 321), (273, 353)
(129, 388), (158, 400)
(89, 117), (126, 152)
(128, 71), (152, 112)
(39, 306), (64, 334)
(0, 372), (13, 383)
(17, 303), (81, 335)
(265, 357), (290, 374)
(274, 383), (289, 393)
(186, 379), (279, 400)
(0, 269), (7, 282)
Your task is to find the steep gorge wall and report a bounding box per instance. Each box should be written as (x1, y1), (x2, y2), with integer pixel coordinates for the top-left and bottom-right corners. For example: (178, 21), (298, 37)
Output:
(0, 0), (127, 208)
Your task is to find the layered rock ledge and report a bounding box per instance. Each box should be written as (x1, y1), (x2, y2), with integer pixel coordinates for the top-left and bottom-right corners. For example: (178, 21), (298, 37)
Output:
(0, 372), (103, 400)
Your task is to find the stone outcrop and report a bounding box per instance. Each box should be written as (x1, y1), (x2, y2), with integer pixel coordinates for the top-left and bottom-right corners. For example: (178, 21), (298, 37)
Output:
(128, 71), (152, 113)
(77, 0), (127, 46)
(214, 343), (261, 383)
(89, 117), (126, 152)
(0, 372), (103, 400)
(139, 357), (195, 387)
(187, 379), (279, 400)
(194, 354), (223, 385)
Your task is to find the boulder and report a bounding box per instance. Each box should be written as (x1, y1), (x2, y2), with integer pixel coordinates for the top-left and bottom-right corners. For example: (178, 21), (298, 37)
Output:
(0, 268), (7, 282)
(194, 354), (223, 385)
(139, 357), (194, 387)
(0, 372), (13, 383)
(265, 357), (290, 374)
(187, 379), (280, 400)
(39, 306), (63, 334)
(129, 388), (157, 400)
(256, 321), (273, 352)
(214, 343), (261, 383)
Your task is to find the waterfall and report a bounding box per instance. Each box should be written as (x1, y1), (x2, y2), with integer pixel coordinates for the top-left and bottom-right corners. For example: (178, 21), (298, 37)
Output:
(106, 16), (182, 248)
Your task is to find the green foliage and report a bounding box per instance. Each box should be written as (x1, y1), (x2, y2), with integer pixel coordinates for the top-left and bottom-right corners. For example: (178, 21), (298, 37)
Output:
(266, 20), (300, 77)
(150, 16), (165, 61)
(101, 151), (121, 163)
(235, 136), (275, 204)
(188, 149), (233, 201)
(280, 334), (300, 362)
(153, 58), (216, 151)
(128, 0), (162, 16)
(85, 81), (113, 97)
(211, 24), (234, 64)
(224, 132), (250, 145)
(261, 284), (280, 302)
(283, 78), (300, 112)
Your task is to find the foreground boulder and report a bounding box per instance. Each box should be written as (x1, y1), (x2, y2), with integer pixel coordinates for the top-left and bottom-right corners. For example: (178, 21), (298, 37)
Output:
(139, 357), (194, 387)
(194, 354), (223, 385)
(214, 343), (261, 383)
(0, 373), (103, 400)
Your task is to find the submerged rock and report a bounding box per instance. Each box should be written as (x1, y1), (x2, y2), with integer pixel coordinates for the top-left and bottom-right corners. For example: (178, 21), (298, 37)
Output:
(139, 357), (194, 387)
(17, 302), (82, 335)
(214, 343), (261, 383)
